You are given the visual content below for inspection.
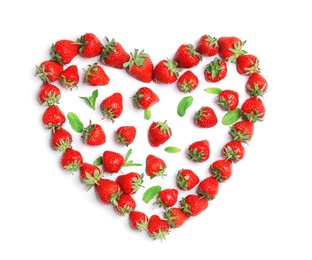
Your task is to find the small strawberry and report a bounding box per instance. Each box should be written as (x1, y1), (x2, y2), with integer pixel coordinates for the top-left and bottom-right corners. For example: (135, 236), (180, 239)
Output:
(131, 87), (159, 119)
(37, 83), (61, 106)
(176, 70), (199, 93)
(81, 121), (106, 146)
(35, 60), (63, 83)
(145, 154), (167, 179)
(152, 58), (182, 84)
(163, 207), (189, 228)
(95, 178), (122, 205)
(245, 72), (268, 97)
(195, 34), (219, 57)
(60, 147), (83, 173)
(176, 168), (200, 191)
(229, 120), (254, 142)
(236, 54), (261, 75)
(147, 214), (170, 241)
(180, 194), (209, 217)
(79, 162), (103, 191)
(204, 57), (227, 83)
(123, 49), (154, 83)
(116, 172), (144, 194)
(115, 126), (136, 146)
(76, 32), (103, 58)
(197, 176), (219, 200)
(100, 92), (123, 122)
(173, 43), (202, 68)
(210, 159), (233, 183)
(129, 210), (148, 231)
(187, 139), (210, 162)
(215, 89), (239, 111)
(217, 36), (247, 62)
(194, 106), (218, 128)
(58, 64), (79, 89)
(154, 188), (179, 208)
(50, 39), (80, 65)
(221, 140), (245, 163)
(114, 193), (136, 216)
(83, 63), (110, 86)
(50, 127), (72, 152)
(42, 105), (66, 130)
(241, 96), (266, 123)
(148, 120), (172, 147)
(100, 37), (130, 69)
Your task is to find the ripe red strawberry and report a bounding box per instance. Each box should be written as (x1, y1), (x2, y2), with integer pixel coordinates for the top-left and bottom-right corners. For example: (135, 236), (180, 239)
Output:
(187, 139), (210, 162)
(195, 34), (219, 57)
(42, 105), (66, 130)
(50, 39), (80, 65)
(229, 120), (254, 142)
(35, 60), (63, 83)
(145, 154), (167, 178)
(115, 126), (136, 146)
(129, 210), (148, 231)
(50, 127), (72, 152)
(81, 121), (106, 146)
(221, 140), (245, 163)
(217, 36), (247, 62)
(100, 92), (123, 122)
(58, 64), (79, 89)
(204, 57), (227, 82)
(180, 194), (209, 217)
(148, 121), (172, 147)
(76, 32), (103, 58)
(197, 176), (219, 200)
(83, 63), (110, 86)
(79, 162), (102, 191)
(116, 172), (144, 194)
(152, 58), (182, 84)
(95, 178), (122, 205)
(173, 43), (202, 68)
(194, 106), (218, 128)
(100, 37), (130, 69)
(147, 214), (170, 241)
(215, 89), (239, 111)
(236, 54), (261, 75)
(176, 70), (199, 93)
(154, 188), (178, 208)
(123, 49), (154, 83)
(60, 147), (83, 173)
(210, 159), (233, 183)
(245, 72), (268, 97)
(132, 87), (159, 119)
(176, 168), (200, 191)
(114, 193), (136, 216)
(37, 83), (61, 106)
(163, 207), (189, 228)
(241, 96), (266, 123)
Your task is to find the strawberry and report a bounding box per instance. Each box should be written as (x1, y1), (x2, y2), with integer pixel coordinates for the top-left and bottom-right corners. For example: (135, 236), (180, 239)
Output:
(129, 210), (148, 231)
(180, 194), (209, 217)
(163, 207), (189, 228)
(83, 63), (110, 86)
(173, 43), (202, 68)
(229, 120), (254, 142)
(35, 60), (63, 83)
(154, 188), (178, 208)
(221, 140), (245, 163)
(197, 176), (219, 200)
(217, 36), (247, 62)
(50, 39), (80, 65)
(245, 72), (268, 97)
(79, 162), (102, 191)
(204, 57), (227, 82)
(194, 106), (218, 128)
(132, 87), (159, 109)
(145, 154), (167, 179)
(210, 159), (233, 182)
(100, 92), (123, 122)
(60, 147), (83, 173)
(100, 37), (130, 69)
(123, 49), (154, 83)
(195, 34), (219, 57)
(176, 168), (200, 191)
(115, 126), (136, 146)
(147, 214), (170, 241)
(76, 32), (103, 58)
(236, 54), (261, 75)
(50, 127), (72, 152)
(241, 96), (265, 123)
(37, 83), (61, 106)
(58, 64), (79, 89)
(148, 121), (172, 147)
(152, 58), (182, 84)
(215, 89), (239, 111)
(81, 121), (106, 146)
(116, 172), (144, 194)
(114, 193), (136, 216)
(176, 70), (199, 93)
(42, 105), (66, 130)
(95, 178), (122, 205)
(187, 139), (210, 162)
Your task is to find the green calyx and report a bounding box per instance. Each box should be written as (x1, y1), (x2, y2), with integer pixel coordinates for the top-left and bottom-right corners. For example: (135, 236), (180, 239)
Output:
(35, 64), (52, 83)
(83, 63), (98, 83)
(246, 83), (267, 97)
(187, 147), (204, 162)
(154, 121), (171, 136)
(164, 58), (182, 77)
(100, 37), (117, 61)
(81, 121), (96, 144)
(186, 44), (202, 61)
(210, 166), (226, 183)
(205, 58), (225, 80)
(83, 170), (103, 191)
(228, 40), (247, 63)
(229, 126), (251, 143)
(223, 146), (240, 163)
(123, 49), (149, 70)
(241, 110), (264, 123)
(65, 160), (82, 174)
(43, 92), (61, 106)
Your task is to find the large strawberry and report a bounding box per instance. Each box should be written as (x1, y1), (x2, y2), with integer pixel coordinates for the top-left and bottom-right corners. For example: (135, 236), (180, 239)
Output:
(100, 92), (123, 122)
(197, 176), (219, 200)
(229, 120), (254, 142)
(129, 210), (148, 231)
(79, 162), (102, 191)
(163, 207), (189, 228)
(114, 193), (136, 216)
(81, 121), (106, 146)
(245, 72), (268, 97)
(154, 188), (178, 208)
(50, 127), (72, 152)
(76, 32), (103, 58)
(148, 121), (172, 147)
(176, 168), (200, 191)
(152, 58), (182, 84)
(195, 34), (219, 57)
(60, 147), (83, 173)
(187, 139), (210, 162)
(35, 60), (63, 83)
(116, 172), (144, 194)
(50, 39), (80, 65)
(95, 178), (122, 205)
(83, 63), (110, 86)
(42, 105), (66, 130)
(145, 154), (167, 179)
(58, 64), (79, 89)
(115, 126), (136, 146)
(180, 194), (209, 217)
(215, 89), (239, 111)
(236, 54), (261, 75)
(147, 214), (170, 241)
(173, 43), (202, 68)
(210, 159), (233, 183)
(241, 96), (266, 123)
(194, 106), (218, 128)
(217, 36), (247, 62)
(176, 70), (199, 93)
(221, 140), (245, 163)
(37, 83), (61, 106)
(204, 57), (227, 82)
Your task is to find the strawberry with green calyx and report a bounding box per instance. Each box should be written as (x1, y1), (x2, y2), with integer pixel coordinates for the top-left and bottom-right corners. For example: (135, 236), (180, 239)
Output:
(217, 36), (247, 62)
(145, 154), (167, 179)
(210, 159), (233, 183)
(241, 96), (266, 123)
(147, 214), (170, 241)
(245, 72), (268, 97)
(37, 83), (61, 106)
(177, 70), (199, 93)
(229, 120), (254, 142)
(79, 162), (103, 191)
(50, 127), (73, 152)
(114, 193), (136, 216)
(216, 89), (239, 111)
(152, 58), (182, 84)
(163, 207), (189, 228)
(83, 63), (110, 86)
(42, 105), (66, 131)
(58, 64), (79, 89)
(148, 120), (172, 147)
(76, 32), (103, 58)
(100, 92), (123, 122)
(197, 176), (219, 200)
(35, 60), (63, 83)
(50, 39), (80, 65)
(221, 140), (245, 163)
(180, 194), (209, 217)
(173, 43), (202, 68)
(129, 211), (148, 231)
(236, 54), (261, 75)
(95, 178), (122, 205)
(60, 147), (83, 174)
(176, 169), (200, 191)
(115, 126), (136, 146)
(116, 172), (144, 194)
(196, 34), (219, 57)
(154, 188), (179, 208)
(204, 57), (227, 83)
(194, 106), (218, 128)
(187, 139), (210, 162)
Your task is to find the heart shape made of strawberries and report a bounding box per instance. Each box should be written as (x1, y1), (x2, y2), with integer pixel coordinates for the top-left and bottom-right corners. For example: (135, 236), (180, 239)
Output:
(35, 33), (267, 241)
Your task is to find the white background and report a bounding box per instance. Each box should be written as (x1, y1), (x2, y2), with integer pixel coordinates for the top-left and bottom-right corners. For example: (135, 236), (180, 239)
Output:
(1, 1), (312, 259)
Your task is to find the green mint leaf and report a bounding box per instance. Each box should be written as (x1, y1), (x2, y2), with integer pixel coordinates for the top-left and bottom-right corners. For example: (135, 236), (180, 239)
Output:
(93, 156), (103, 166)
(204, 87), (222, 94)
(177, 96), (193, 117)
(67, 112), (84, 133)
(164, 146), (181, 153)
(79, 89), (98, 110)
(222, 108), (241, 125)
(144, 108), (152, 120)
(142, 185), (162, 203)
